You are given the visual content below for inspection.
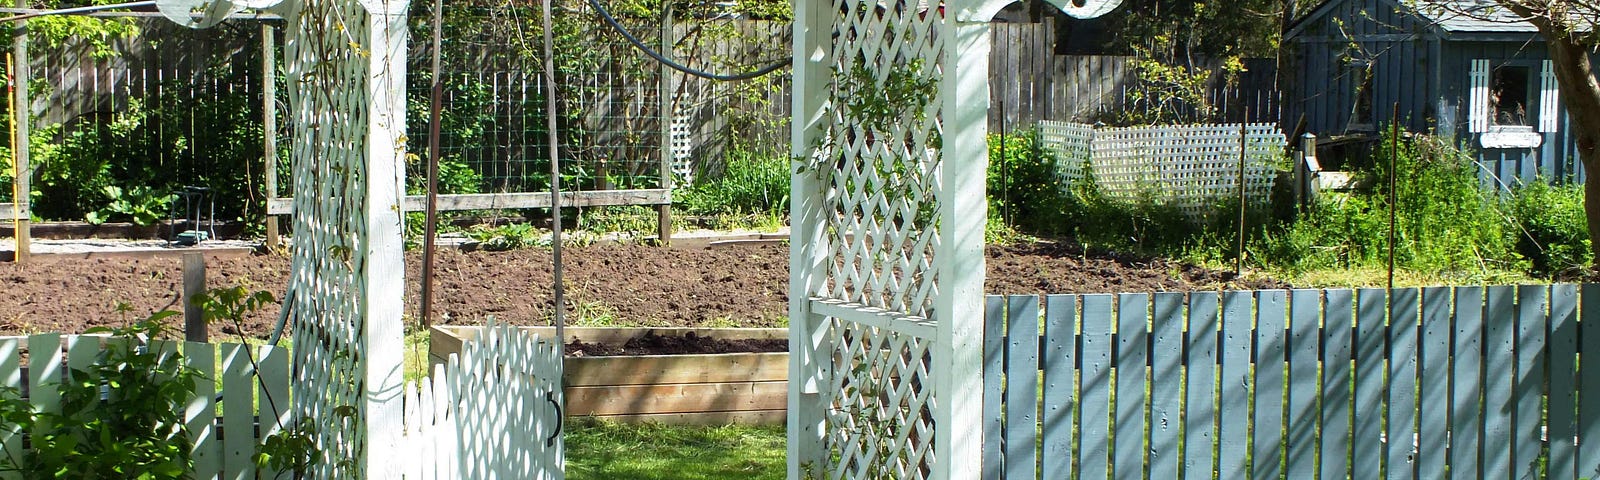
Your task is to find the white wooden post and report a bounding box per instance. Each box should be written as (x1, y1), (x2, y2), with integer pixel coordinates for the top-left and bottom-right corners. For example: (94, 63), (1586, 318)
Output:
(933, 15), (991, 480)
(359, 0), (408, 474)
(785, 0), (832, 471)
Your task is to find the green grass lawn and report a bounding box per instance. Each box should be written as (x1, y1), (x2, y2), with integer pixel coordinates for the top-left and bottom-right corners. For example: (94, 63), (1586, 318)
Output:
(566, 419), (786, 480)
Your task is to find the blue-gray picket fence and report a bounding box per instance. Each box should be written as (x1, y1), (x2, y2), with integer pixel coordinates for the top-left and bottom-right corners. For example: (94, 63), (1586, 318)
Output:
(982, 284), (1600, 479)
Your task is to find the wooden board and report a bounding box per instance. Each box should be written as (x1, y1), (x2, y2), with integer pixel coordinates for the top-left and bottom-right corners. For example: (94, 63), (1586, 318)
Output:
(581, 409), (786, 426)
(565, 381), (787, 416)
(565, 353), (788, 386)
(433, 325), (788, 353)
(266, 189), (671, 215)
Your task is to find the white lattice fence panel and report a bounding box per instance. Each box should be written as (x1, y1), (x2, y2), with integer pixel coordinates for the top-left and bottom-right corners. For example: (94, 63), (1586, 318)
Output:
(1039, 121), (1287, 219)
(399, 322), (563, 479)
(1037, 121), (1092, 182)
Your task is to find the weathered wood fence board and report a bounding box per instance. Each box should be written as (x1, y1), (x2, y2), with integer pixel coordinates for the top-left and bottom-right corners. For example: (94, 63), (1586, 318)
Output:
(984, 283), (1600, 479)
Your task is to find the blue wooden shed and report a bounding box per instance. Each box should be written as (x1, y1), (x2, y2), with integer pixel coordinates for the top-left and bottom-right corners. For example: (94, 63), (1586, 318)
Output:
(1283, 0), (1584, 185)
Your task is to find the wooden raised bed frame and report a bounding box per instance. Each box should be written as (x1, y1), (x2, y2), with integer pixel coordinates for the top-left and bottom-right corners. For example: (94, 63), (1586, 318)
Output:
(430, 326), (788, 425)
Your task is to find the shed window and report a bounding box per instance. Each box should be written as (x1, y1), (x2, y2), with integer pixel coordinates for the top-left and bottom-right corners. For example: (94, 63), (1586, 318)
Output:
(1349, 61), (1374, 130)
(1492, 65), (1530, 126)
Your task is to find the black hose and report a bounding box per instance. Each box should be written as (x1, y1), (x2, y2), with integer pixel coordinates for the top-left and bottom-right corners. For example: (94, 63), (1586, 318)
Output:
(586, 0), (790, 82)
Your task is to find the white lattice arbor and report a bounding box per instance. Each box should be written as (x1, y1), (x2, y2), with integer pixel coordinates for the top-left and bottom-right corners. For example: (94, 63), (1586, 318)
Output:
(787, 0), (1120, 478)
(161, 0), (410, 476)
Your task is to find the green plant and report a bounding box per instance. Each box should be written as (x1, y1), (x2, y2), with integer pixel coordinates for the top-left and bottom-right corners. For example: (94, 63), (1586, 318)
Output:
(0, 310), (200, 479)
(466, 222), (545, 251)
(1506, 180), (1591, 277)
(254, 417), (320, 477)
(675, 151), (790, 217)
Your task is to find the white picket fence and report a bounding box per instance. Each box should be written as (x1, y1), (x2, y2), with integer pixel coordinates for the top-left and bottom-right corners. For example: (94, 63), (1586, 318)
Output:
(0, 324), (565, 480)
(399, 322), (564, 480)
(1039, 120), (1287, 219)
(0, 334), (291, 480)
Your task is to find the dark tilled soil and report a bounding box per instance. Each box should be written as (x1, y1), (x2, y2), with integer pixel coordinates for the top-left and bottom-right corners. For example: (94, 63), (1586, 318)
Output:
(565, 331), (788, 356)
(0, 240), (1283, 339)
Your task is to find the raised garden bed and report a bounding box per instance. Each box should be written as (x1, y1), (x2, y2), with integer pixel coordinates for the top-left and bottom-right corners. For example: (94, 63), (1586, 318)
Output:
(430, 325), (788, 425)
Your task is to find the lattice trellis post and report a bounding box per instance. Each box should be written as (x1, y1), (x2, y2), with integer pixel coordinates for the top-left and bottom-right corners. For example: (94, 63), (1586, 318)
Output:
(280, 0), (410, 476)
(787, 0), (1120, 478)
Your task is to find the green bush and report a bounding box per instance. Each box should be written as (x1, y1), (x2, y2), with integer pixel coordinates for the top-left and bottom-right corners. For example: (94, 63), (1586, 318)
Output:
(1506, 181), (1591, 277)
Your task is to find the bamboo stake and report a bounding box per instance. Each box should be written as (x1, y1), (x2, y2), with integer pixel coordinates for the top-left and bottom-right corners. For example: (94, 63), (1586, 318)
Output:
(1235, 110), (1248, 275)
(1388, 103), (1399, 293)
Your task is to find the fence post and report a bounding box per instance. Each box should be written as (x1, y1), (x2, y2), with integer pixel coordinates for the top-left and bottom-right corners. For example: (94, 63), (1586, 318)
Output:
(10, 5), (27, 263)
(656, 7), (674, 246)
(262, 23), (280, 249)
(183, 253), (207, 342)
(1297, 133), (1318, 212)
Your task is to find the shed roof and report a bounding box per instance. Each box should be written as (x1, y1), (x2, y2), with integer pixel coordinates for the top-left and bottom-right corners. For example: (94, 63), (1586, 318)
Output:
(1285, 0), (1585, 40)
(1412, 0), (1538, 33)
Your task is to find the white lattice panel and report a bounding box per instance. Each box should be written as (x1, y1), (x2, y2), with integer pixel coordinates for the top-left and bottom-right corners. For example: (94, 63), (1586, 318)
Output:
(399, 322), (563, 479)
(822, 319), (935, 480)
(283, 0), (408, 476)
(1039, 121), (1286, 219)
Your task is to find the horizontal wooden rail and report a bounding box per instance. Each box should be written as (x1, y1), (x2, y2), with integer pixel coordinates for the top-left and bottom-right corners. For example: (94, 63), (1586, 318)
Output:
(265, 189), (671, 216)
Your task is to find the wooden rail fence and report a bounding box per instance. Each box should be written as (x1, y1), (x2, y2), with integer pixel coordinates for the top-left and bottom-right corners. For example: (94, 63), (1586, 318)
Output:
(984, 284), (1600, 479)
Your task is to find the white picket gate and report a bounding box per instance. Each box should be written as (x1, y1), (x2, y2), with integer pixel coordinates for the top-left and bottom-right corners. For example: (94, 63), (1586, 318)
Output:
(399, 322), (565, 480)
(0, 334), (292, 480)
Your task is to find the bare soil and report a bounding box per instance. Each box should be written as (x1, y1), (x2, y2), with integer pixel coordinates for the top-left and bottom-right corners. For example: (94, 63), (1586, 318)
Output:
(0, 240), (1283, 339)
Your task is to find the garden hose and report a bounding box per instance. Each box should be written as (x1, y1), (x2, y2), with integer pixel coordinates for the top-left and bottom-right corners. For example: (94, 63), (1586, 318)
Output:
(586, 0), (790, 82)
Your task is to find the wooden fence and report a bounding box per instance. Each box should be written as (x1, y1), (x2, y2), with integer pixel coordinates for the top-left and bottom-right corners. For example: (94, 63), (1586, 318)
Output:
(984, 284), (1600, 479)
(0, 335), (289, 479)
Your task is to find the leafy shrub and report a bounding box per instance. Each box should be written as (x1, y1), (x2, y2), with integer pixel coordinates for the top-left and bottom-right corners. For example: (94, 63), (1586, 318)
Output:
(1506, 181), (1591, 277)
(0, 311), (199, 479)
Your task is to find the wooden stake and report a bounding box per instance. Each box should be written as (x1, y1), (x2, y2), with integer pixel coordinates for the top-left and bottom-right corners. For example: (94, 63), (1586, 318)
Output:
(183, 253), (207, 342)
(542, 0), (565, 354)
(1235, 112), (1248, 275)
(1388, 103), (1400, 293)
(419, 0), (444, 328)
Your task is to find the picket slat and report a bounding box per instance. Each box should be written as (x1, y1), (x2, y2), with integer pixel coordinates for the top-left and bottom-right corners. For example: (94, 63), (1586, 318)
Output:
(29, 334), (62, 433)
(1550, 284), (1579, 480)
(1182, 292), (1219, 480)
(1285, 289), (1320, 479)
(221, 343), (255, 480)
(1585, 284), (1600, 479)
(1354, 289), (1387, 477)
(1149, 293), (1183, 478)
(1451, 287), (1485, 480)
(1321, 289), (1354, 480)
(1114, 293), (1148, 480)
(1514, 285), (1549, 480)
(1004, 295), (1040, 480)
(982, 296), (1005, 480)
(1252, 290), (1286, 480)
(1386, 288), (1418, 480)
(257, 346), (290, 480)
(1483, 285), (1516, 479)
(0, 337), (18, 480)
(1041, 295), (1076, 480)
(1417, 287), (1451, 479)
(1079, 294), (1114, 480)
(186, 342), (221, 480)
(1218, 291), (1252, 479)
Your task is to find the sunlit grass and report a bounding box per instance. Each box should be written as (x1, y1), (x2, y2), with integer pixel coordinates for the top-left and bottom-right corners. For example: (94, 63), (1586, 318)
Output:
(566, 419), (786, 480)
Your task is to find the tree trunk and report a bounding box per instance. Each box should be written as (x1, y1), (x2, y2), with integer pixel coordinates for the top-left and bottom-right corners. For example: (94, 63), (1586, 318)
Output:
(1508, 0), (1600, 270)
